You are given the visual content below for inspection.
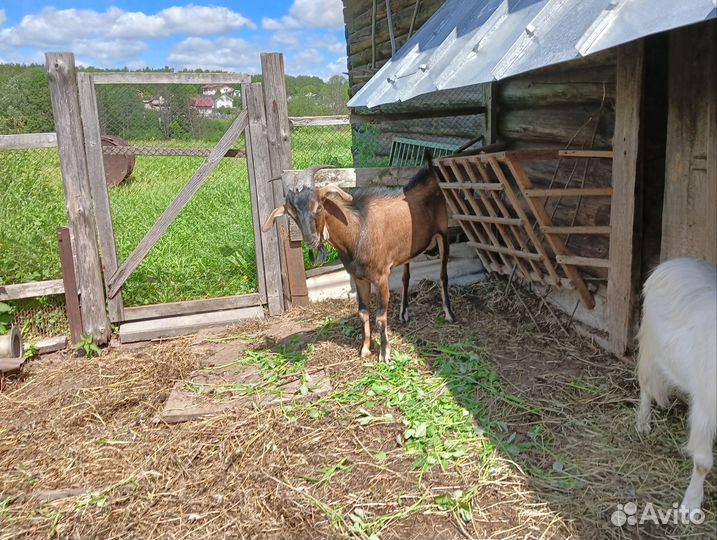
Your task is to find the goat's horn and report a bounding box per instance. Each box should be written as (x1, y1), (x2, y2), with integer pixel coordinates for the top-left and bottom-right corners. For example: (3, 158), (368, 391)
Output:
(319, 184), (353, 201)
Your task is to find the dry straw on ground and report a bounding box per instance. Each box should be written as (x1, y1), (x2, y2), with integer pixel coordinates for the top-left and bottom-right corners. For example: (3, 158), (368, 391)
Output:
(0, 279), (714, 539)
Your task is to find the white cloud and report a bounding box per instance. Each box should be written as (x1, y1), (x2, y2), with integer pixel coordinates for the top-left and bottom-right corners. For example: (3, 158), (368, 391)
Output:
(264, 0), (343, 31)
(271, 30), (300, 47)
(0, 5), (255, 47)
(0, 9), (7, 27)
(290, 0), (344, 29)
(168, 37), (261, 73)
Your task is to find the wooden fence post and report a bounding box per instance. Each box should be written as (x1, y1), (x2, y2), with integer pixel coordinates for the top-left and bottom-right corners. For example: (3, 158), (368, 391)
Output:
(243, 82), (284, 316)
(261, 52), (310, 308)
(45, 52), (110, 344)
(607, 41), (645, 355)
(57, 227), (83, 345)
(77, 72), (124, 323)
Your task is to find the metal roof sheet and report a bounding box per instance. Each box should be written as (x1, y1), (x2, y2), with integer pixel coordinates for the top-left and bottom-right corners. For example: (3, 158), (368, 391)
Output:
(347, 0), (716, 109)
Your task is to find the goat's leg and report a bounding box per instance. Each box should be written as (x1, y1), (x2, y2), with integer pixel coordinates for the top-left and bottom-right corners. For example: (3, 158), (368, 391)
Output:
(355, 278), (372, 358)
(400, 264), (410, 324)
(635, 387), (653, 435)
(375, 275), (391, 362)
(682, 404), (715, 511)
(436, 232), (456, 322)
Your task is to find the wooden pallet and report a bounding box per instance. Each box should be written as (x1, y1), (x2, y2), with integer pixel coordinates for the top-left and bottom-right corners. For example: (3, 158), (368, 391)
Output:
(437, 149), (613, 309)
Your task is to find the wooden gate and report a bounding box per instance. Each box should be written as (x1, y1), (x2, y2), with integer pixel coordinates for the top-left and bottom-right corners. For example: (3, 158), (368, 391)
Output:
(46, 52), (300, 343)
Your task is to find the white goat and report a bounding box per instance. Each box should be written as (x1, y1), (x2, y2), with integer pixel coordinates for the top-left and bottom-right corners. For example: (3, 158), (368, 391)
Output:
(635, 257), (716, 511)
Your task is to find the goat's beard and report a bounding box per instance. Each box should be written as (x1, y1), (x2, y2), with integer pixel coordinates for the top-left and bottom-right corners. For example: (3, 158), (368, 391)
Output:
(308, 242), (328, 264)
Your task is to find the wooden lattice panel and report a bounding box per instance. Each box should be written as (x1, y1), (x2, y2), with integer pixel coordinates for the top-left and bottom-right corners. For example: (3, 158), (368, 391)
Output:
(437, 149), (613, 309)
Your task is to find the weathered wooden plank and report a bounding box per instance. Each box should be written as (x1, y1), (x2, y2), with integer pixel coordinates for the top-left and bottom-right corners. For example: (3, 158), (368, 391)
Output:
(0, 280), (64, 301)
(58, 227), (83, 345)
(106, 110), (248, 298)
(524, 187), (613, 198)
(119, 307), (264, 343)
(0, 132), (57, 150)
(123, 293), (262, 322)
(262, 53), (309, 309)
(556, 255), (609, 268)
(77, 72), (124, 323)
(283, 166), (422, 189)
(438, 182), (503, 191)
(243, 82), (284, 316)
(36, 335), (68, 355)
(467, 242), (542, 261)
(92, 72), (251, 85)
(453, 214), (522, 226)
(607, 41), (645, 355)
(558, 149), (613, 159)
(289, 115), (349, 127)
(662, 22), (717, 265)
(45, 52), (110, 344)
(541, 225), (611, 235)
(499, 107), (614, 148)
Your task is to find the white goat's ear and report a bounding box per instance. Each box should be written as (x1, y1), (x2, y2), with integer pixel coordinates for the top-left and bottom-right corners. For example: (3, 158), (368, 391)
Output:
(318, 185), (353, 201)
(261, 206), (285, 231)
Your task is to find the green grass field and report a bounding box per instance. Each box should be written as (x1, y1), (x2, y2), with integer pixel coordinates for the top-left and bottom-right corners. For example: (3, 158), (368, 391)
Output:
(0, 126), (353, 308)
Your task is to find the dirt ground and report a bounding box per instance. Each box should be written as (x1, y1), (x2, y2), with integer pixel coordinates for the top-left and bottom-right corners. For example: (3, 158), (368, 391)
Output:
(1, 278), (715, 539)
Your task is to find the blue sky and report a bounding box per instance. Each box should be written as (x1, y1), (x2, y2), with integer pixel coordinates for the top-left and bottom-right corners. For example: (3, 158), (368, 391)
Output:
(0, 1), (348, 79)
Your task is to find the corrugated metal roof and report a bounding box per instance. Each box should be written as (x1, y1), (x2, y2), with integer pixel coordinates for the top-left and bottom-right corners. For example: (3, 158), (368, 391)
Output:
(347, 0), (716, 109)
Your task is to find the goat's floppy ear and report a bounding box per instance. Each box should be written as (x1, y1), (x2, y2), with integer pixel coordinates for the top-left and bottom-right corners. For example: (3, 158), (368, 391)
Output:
(318, 185), (353, 202)
(261, 206), (286, 232)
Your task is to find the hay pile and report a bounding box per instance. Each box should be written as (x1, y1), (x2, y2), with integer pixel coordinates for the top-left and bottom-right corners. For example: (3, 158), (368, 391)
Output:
(0, 279), (714, 539)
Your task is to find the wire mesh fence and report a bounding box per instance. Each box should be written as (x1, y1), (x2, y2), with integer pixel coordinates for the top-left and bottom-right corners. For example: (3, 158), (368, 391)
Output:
(93, 82), (258, 307)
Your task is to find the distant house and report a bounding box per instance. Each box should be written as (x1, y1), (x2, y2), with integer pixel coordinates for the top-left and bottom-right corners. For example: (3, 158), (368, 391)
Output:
(214, 95), (234, 109)
(143, 95), (166, 110)
(190, 97), (214, 116)
(202, 84), (235, 96)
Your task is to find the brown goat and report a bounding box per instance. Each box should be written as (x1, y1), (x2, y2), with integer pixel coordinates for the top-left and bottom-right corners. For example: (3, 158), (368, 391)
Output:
(262, 151), (454, 361)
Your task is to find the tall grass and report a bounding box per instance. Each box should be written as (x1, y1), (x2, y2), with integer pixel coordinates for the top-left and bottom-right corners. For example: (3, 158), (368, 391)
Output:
(0, 126), (354, 307)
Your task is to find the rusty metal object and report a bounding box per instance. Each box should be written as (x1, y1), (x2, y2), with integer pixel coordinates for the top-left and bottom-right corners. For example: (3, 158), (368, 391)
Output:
(101, 135), (136, 186)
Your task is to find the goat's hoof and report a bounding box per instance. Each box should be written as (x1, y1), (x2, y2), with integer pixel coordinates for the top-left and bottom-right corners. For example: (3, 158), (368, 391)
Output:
(360, 347), (371, 358)
(399, 311), (409, 324)
(679, 498), (702, 514)
(635, 420), (651, 435)
(379, 349), (391, 362)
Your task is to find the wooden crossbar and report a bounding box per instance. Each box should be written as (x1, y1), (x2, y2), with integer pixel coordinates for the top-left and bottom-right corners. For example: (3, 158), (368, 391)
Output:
(541, 225), (611, 234)
(453, 214), (522, 225)
(438, 182), (504, 191)
(467, 242), (542, 260)
(555, 255), (610, 268)
(525, 187), (613, 198)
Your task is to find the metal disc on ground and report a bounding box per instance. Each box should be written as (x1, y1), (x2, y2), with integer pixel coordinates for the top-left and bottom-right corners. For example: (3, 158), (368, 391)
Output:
(101, 135), (136, 187)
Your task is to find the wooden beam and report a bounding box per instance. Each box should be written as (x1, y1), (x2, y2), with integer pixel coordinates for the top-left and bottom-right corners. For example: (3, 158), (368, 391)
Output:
(467, 242), (542, 260)
(91, 72), (251, 85)
(0, 132), (57, 150)
(289, 115), (349, 127)
(243, 82), (284, 316)
(350, 106), (486, 124)
(555, 255), (610, 268)
(119, 307), (264, 343)
(438, 182), (503, 191)
(558, 149), (613, 159)
(453, 214), (522, 226)
(283, 166), (422, 189)
(484, 82), (497, 145)
(524, 187), (613, 198)
(45, 52), (110, 344)
(608, 40), (645, 355)
(541, 225), (611, 235)
(123, 294), (262, 322)
(0, 280), (64, 301)
(106, 110), (248, 298)
(77, 72), (123, 322)
(57, 227), (82, 344)
(262, 52), (309, 309)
